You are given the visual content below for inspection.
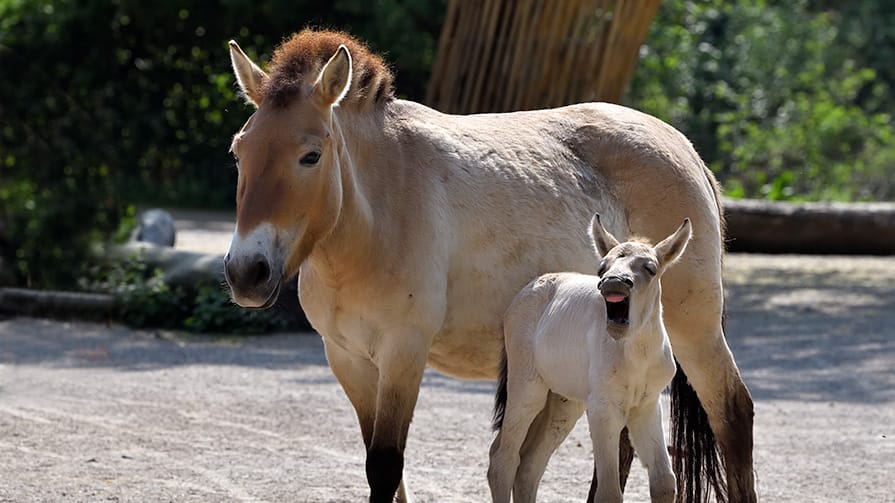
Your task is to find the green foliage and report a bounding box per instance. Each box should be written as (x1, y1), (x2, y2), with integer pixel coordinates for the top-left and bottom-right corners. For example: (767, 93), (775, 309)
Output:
(0, 0), (446, 289)
(628, 0), (895, 201)
(84, 254), (190, 328)
(185, 286), (287, 334)
(85, 253), (288, 333)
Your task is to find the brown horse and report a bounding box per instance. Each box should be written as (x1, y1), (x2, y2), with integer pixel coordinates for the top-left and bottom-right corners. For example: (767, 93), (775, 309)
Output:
(223, 29), (755, 503)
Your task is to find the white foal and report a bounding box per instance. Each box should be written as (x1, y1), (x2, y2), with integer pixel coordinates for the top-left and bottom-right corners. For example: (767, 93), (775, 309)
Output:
(489, 213), (692, 503)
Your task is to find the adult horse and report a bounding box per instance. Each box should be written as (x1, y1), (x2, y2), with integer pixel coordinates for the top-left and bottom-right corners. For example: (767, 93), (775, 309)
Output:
(223, 29), (755, 503)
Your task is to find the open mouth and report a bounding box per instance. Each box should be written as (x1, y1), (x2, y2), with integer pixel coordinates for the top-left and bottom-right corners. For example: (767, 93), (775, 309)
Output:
(603, 292), (630, 325)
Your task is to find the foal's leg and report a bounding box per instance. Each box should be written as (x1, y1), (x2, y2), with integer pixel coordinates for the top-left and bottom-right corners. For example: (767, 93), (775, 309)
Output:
(627, 401), (676, 503)
(488, 377), (550, 503)
(586, 428), (635, 503)
(512, 392), (585, 503)
(586, 400), (625, 503)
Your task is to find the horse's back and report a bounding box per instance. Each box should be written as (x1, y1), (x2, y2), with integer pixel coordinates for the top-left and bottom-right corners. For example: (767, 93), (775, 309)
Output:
(400, 100), (721, 244)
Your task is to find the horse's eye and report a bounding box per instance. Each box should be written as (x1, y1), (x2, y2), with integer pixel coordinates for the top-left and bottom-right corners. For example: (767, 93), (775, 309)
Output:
(300, 151), (321, 166)
(645, 262), (657, 275)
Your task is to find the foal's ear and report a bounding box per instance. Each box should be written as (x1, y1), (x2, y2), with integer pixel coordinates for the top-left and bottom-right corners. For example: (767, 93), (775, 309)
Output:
(314, 45), (353, 107)
(589, 213), (621, 257)
(655, 218), (692, 269)
(229, 40), (267, 107)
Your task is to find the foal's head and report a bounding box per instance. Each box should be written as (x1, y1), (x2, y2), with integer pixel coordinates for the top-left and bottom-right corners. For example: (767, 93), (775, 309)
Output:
(223, 30), (393, 307)
(589, 214), (692, 339)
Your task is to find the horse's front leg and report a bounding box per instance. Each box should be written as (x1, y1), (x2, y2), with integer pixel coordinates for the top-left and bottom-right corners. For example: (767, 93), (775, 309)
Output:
(586, 428), (635, 503)
(627, 401), (676, 503)
(323, 337), (420, 503)
(365, 329), (432, 503)
(586, 400), (625, 503)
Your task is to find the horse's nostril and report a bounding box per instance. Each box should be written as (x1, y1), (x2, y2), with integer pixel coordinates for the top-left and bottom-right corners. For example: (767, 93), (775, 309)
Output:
(249, 258), (271, 286)
(599, 275), (634, 289)
(224, 252), (231, 264)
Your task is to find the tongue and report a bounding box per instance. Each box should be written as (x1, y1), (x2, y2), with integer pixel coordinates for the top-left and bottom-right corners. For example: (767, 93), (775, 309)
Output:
(604, 294), (626, 303)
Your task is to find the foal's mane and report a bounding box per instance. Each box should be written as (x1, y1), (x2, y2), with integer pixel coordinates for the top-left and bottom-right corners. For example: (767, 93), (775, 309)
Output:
(262, 29), (394, 109)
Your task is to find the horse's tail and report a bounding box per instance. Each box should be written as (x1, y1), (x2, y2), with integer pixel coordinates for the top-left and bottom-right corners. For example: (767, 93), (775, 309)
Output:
(670, 359), (728, 503)
(492, 348), (508, 431)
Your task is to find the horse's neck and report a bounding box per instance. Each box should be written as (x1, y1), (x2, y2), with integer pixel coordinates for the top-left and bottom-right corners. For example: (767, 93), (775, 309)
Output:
(305, 105), (392, 283)
(627, 294), (669, 350)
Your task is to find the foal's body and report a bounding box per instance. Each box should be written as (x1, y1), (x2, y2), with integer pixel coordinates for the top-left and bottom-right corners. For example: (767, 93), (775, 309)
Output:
(489, 217), (689, 503)
(223, 30), (754, 502)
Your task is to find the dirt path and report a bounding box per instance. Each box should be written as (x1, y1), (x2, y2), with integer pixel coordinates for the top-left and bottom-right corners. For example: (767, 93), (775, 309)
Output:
(2, 219), (894, 501)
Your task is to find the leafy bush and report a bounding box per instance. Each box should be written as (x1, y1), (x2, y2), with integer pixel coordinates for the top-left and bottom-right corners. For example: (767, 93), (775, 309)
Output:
(85, 253), (289, 333)
(185, 286), (288, 334)
(628, 0), (895, 201)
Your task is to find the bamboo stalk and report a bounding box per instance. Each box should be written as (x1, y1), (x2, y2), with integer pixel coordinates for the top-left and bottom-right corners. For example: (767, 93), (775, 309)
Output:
(426, 0), (660, 114)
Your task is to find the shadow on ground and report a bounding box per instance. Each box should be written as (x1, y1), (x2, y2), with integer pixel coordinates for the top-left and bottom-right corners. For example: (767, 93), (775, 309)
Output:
(723, 256), (895, 404)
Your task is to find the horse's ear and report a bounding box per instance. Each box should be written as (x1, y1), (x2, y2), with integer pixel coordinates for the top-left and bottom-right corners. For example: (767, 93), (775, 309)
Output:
(315, 45), (352, 107)
(655, 218), (692, 269)
(229, 40), (267, 107)
(589, 213), (620, 257)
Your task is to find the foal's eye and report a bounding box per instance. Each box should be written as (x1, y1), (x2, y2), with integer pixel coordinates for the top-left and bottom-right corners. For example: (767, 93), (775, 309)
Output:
(645, 262), (658, 275)
(300, 151), (321, 166)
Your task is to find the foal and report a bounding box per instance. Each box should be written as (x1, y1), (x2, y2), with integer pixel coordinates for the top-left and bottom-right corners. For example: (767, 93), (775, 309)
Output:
(489, 214), (692, 503)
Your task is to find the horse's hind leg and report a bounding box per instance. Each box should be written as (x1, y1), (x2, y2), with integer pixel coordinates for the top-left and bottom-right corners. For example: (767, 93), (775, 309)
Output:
(511, 392), (585, 503)
(671, 332), (755, 502)
(489, 376), (550, 503)
(660, 243), (756, 503)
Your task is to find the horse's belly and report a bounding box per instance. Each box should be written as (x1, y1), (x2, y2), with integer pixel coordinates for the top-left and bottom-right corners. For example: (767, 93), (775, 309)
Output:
(427, 325), (504, 380)
(429, 231), (599, 380)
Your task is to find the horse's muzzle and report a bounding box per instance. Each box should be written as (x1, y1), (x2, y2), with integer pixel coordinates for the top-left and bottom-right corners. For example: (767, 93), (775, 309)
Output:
(224, 252), (281, 309)
(598, 275), (633, 291)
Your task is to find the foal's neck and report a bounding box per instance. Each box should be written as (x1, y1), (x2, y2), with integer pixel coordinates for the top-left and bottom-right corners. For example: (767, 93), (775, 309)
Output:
(627, 292), (668, 348)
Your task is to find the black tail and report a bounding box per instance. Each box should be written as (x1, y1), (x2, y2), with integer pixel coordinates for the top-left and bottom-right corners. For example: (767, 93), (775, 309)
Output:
(671, 360), (728, 503)
(492, 349), (508, 431)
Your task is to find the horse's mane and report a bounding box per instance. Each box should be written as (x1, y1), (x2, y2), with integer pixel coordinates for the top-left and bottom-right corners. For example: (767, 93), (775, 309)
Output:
(625, 236), (654, 246)
(262, 29), (394, 109)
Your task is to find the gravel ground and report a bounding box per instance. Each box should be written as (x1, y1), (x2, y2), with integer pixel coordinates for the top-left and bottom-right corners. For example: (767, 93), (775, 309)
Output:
(0, 215), (893, 502)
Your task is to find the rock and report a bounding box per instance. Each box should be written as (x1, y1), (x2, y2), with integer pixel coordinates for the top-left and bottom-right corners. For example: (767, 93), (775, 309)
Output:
(132, 209), (176, 247)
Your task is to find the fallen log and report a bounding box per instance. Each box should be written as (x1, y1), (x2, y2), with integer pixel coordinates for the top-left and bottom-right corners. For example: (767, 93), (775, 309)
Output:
(723, 199), (895, 255)
(0, 287), (115, 319)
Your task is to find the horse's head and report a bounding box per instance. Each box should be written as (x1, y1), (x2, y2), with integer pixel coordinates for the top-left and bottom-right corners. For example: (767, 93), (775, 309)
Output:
(589, 214), (692, 339)
(223, 30), (393, 308)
